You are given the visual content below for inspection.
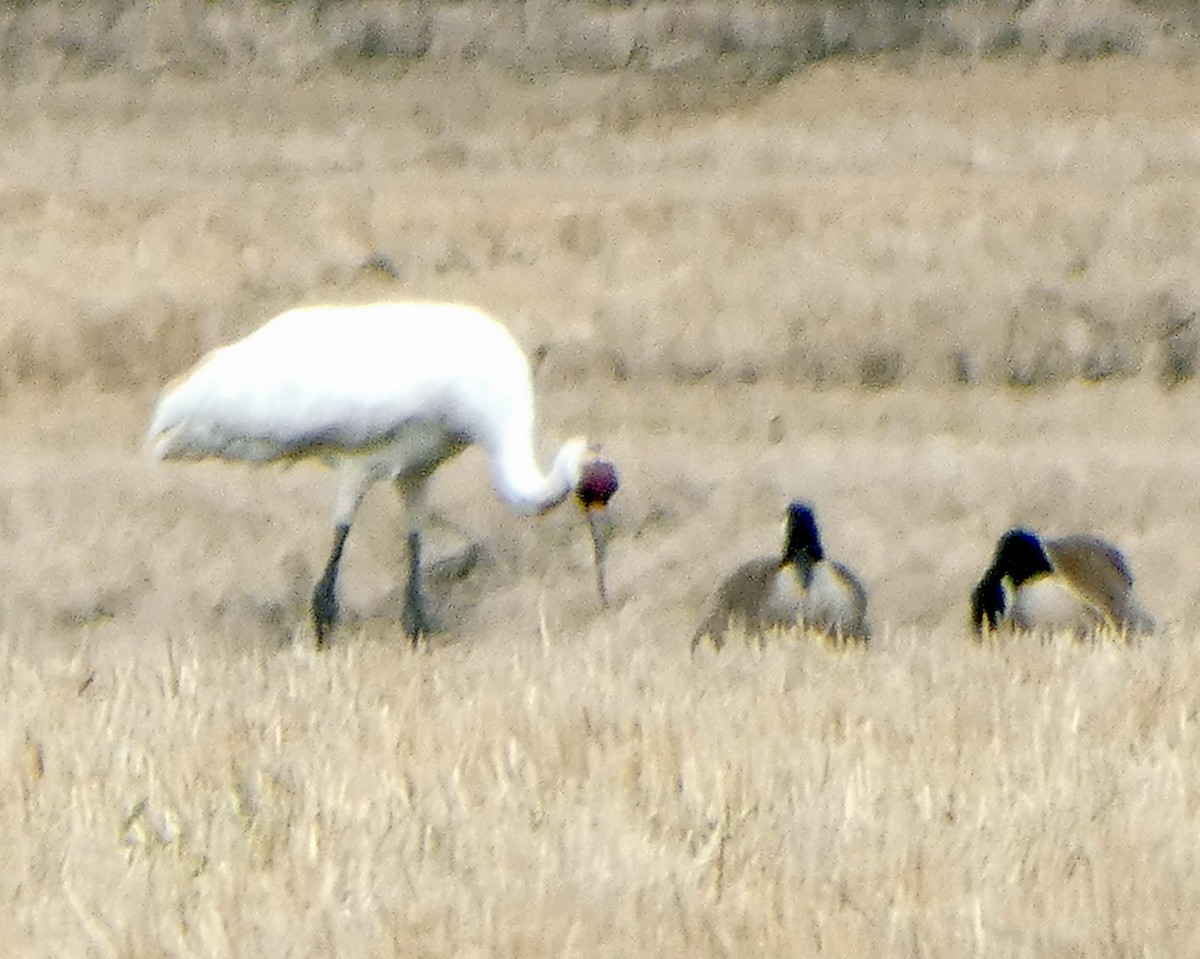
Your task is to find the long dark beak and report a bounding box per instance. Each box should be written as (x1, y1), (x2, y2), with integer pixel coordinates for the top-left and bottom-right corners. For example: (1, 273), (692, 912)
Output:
(585, 504), (610, 607)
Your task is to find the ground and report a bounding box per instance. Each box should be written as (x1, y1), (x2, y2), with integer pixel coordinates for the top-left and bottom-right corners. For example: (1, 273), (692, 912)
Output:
(1, 56), (1199, 956)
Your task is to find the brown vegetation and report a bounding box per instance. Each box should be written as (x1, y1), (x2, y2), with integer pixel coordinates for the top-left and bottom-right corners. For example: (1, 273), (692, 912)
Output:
(5, 0), (1200, 82)
(1, 14), (1199, 955)
(6, 53), (1200, 397)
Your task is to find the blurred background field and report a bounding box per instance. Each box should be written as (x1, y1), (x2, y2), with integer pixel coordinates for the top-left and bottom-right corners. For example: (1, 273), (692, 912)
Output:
(2, 1), (1200, 955)
(7, 0), (1200, 398)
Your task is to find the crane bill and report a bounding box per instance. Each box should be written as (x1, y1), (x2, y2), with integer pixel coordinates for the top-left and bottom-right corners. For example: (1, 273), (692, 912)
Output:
(585, 505), (611, 607)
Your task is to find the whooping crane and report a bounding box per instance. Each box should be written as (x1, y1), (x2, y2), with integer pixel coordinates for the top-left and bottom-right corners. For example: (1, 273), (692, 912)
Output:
(692, 501), (869, 652)
(971, 528), (1155, 638)
(147, 302), (620, 646)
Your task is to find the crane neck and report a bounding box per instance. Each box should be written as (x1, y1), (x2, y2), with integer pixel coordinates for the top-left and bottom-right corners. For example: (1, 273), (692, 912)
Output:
(490, 437), (587, 516)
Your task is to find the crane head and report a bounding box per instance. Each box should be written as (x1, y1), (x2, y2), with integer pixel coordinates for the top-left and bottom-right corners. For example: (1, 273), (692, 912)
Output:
(576, 457), (620, 511)
(574, 448), (620, 608)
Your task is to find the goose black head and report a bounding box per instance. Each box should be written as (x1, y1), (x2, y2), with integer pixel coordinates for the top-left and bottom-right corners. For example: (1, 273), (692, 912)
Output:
(782, 501), (825, 567)
(992, 528), (1054, 587)
(972, 529), (1058, 634)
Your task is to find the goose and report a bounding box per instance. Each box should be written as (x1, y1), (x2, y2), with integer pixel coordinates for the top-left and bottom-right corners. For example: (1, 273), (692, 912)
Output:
(692, 501), (869, 651)
(971, 528), (1154, 637)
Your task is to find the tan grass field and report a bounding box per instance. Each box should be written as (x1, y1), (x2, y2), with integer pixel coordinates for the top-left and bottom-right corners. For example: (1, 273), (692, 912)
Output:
(3, 54), (1200, 955)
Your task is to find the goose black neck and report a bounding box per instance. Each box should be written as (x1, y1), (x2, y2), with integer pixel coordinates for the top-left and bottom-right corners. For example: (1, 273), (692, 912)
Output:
(782, 502), (824, 567)
(995, 529), (1054, 586)
(971, 569), (1006, 631)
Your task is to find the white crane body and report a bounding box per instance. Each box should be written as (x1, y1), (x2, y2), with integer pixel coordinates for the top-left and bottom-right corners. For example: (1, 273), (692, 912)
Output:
(147, 302), (617, 645)
(149, 303), (565, 514)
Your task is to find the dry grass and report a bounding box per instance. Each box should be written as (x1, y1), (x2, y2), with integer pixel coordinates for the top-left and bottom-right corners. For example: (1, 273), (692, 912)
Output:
(5, 376), (1200, 955)
(4, 54), (1200, 956)
(5, 0), (1200, 81)
(6, 59), (1200, 396)
(7, 623), (1200, 956)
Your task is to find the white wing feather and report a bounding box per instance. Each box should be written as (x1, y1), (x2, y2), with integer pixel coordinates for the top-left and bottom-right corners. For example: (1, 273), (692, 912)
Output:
(147, 303), (535, 463)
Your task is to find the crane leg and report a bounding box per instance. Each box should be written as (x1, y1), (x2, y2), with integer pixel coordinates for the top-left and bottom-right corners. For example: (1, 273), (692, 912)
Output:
(313, 459), (384, 648)
(402, 530), (431, 646)
(313, 523), (350, 647)
(396, 473), (436, 646)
